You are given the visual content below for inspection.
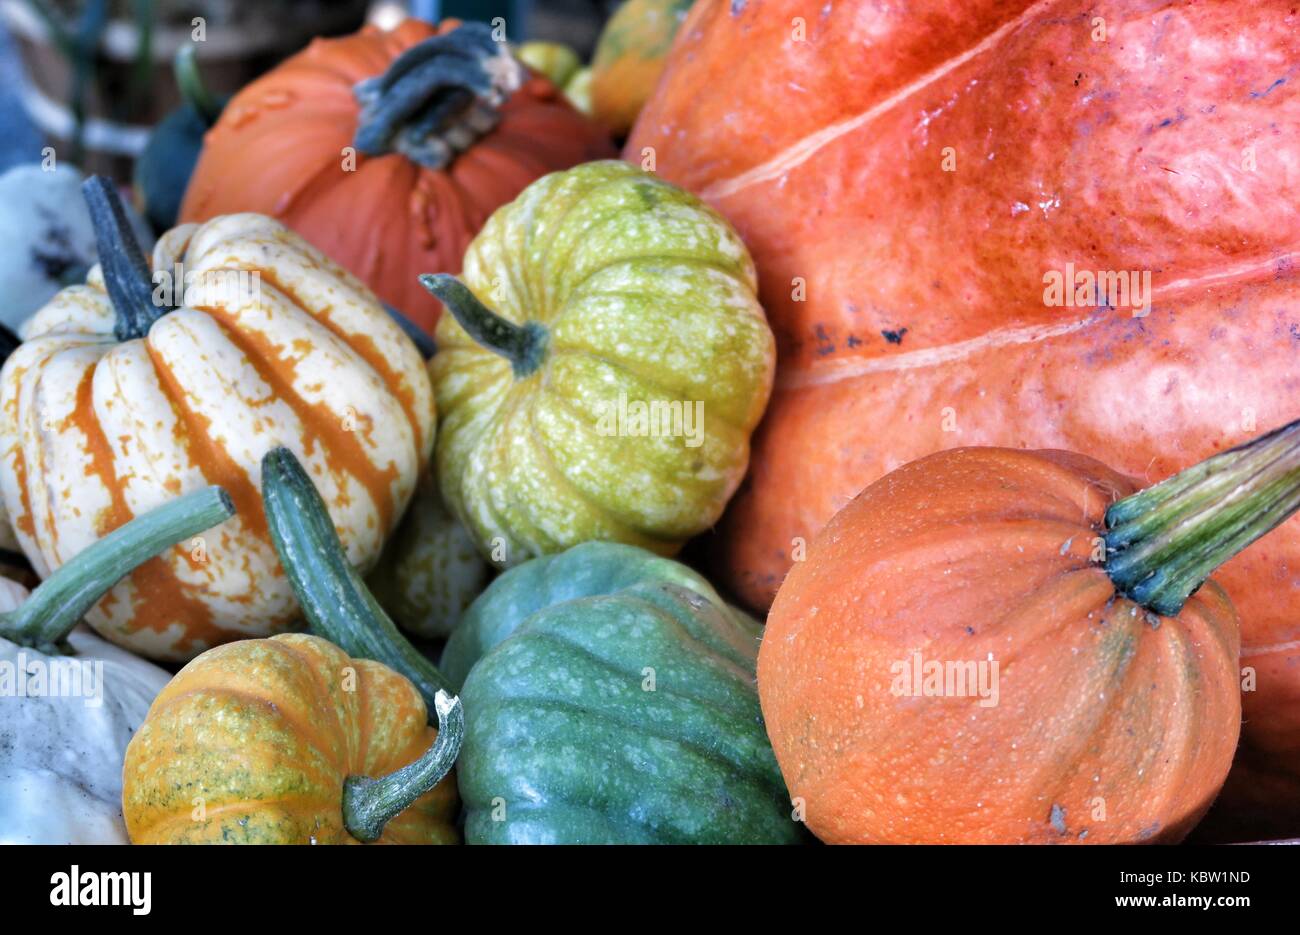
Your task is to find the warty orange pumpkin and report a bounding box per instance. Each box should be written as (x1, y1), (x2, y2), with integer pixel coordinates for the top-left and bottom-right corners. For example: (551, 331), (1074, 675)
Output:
(180, 19), (616, 332)
(756, 415), (1300, 842)
(630, 0), (1300, 834)
(0, 178), (434, 661)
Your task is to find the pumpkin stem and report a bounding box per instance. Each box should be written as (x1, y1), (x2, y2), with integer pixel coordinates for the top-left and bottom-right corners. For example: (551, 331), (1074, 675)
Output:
(420, 273), (547, 377)
(0, 486), (234, 651)
(342, 690), (463, 842)
(174, 44), (221, 126)
(1104, 417), (1300, 615)
(352, 21), (524, 171)
(82, 176), (173, 341)
(260, 447), (457, 709)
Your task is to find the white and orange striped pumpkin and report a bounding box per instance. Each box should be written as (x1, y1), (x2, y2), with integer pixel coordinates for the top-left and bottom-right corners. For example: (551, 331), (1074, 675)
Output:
(0, 179), (435, 661)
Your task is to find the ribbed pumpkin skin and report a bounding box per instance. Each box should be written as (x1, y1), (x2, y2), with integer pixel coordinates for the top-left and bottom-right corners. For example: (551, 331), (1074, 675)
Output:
(590, 0), (692, 135)
(180, 20), (616, 332)
(123, 633), (458, 844)
(431, 161), (774, 566)
(449, 542), (802, 844)
(759, 448), (1242, 844)
(0, 215), (434, 661)
(629, 0), (1300, 828)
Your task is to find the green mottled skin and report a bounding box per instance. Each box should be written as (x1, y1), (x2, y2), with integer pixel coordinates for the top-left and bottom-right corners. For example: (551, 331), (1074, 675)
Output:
(369, 472), (491, 641)
(430, 160), (774, 567)
(447, 542), (803, 844)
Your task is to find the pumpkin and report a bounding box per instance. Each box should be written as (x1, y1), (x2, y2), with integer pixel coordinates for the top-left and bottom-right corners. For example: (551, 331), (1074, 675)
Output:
(0, 486), (233, 844)
(134, 46), (228, 234)
(179, 20), (615, 333)
(753, 414), (1300, 843)
(0, 164), (152, 332)
(590, 0), (692, 136)
(0, 178), (434, 661)
(122, 633), (462, 844)
(629, 0), (1300, 832)
(515, 40), (582, 89)
(368, 470), (491, 641)
(446, 540), (804, 844)
(422, 160), (775, 568)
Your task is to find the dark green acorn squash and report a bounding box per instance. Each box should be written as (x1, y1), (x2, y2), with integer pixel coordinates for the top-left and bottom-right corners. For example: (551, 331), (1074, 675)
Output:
(445, 542), (804, 845)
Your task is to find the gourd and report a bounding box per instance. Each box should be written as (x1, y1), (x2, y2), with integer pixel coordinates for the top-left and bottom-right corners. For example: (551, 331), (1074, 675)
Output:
(590, 0), (692, 135)
(629, 0), (1300, 832)
(757, 418), (1300, 842)
(515, 41), (582, 88)
(180, 20), (615, 332)
(0, 486), (234, 844)
(134, 46), (227, 234)
(0, 164), (152, 332)
(445, 541), (804, 844)
(423, 160), (774, 568)
(368, 471), (491, 641)
(122, 633), (462, 844)
(562, 68), (594, 116)
(0, 177), (434, 661)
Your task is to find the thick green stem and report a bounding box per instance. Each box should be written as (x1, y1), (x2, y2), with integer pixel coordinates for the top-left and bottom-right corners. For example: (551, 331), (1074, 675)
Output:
(342, 690), (463, 842)
(352, 21), (522, 170)
(1105, 417), (1300, 615)
(260, 447), (455, 710)
(0, 487), (234, 651)
(174, 44), (221, 126)
(420, 273), (547, 377)
(82, 176), (172, 341)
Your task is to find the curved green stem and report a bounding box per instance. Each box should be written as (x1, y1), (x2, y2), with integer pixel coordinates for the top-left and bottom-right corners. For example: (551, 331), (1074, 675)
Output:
(174, 44), (221, 126)
(1105, 417), (1300, 615)
(352, 21), (523, 170)
(260, 447), (455, 710)
(342, 689), (463, 842)
(82, 176), (172, 341)
(420, 274), (547, 377)
(0, 487), (234, 651)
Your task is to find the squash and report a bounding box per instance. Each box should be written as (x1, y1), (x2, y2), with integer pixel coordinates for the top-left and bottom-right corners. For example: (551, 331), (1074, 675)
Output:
(0, 486), (233, 844)
(134, 46), (227, 234)
(629, 0), (1300, 832)
(515, 41), (582, 89)
(368, 470), (490, 641)
(448, 541), (804, 844)
(422, 160), (774, 568)
(180, 20), (615, 332)
(590, 0), (692, 136)
(754, 415), (1300, 842)
(0, 177), (434, 661)
(122, 633), (462, 844)
(0, 164), (152, 332)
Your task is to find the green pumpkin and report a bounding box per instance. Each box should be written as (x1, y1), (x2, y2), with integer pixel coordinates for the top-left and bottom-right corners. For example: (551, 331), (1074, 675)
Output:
(444, 541), (803, 844)
(514, 40), (583, 89)
(368, 472), (491, 641)
(422, 161), (774, 569)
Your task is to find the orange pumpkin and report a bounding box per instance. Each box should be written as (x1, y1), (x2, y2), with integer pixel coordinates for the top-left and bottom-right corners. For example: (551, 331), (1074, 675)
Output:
(759, 435), (1275, 843)
(181, 20), (615, 332)
(629, 0), (1300, 833)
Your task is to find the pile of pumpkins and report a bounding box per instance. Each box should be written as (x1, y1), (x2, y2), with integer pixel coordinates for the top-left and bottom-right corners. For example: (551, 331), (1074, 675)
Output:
(2, 0), (1298, 845)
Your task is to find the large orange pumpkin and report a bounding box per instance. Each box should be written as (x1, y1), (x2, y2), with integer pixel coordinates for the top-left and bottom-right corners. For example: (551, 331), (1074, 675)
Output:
(629, 0), (1300, 834)
(760, 440), (1261, 843)
(181, 19), (615, 332)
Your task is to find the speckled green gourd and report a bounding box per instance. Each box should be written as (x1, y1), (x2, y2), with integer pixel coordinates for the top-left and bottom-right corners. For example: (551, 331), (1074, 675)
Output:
(424, 160), (774, 568)
(446, 541), (803, 844)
